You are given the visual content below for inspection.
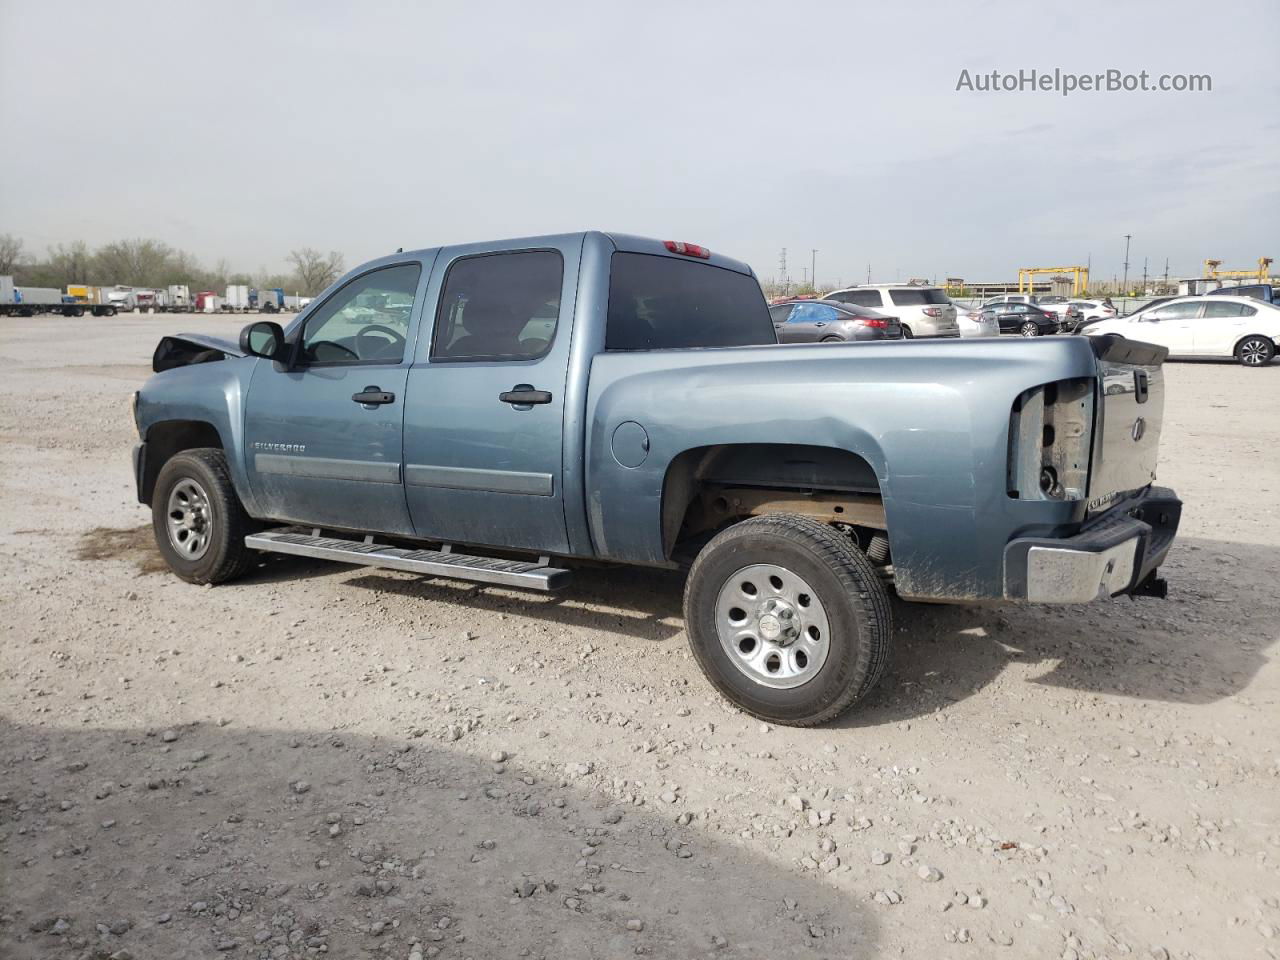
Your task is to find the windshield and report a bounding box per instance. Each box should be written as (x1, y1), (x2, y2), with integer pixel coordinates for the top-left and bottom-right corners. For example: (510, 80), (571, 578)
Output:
(606, 253), (775, 350)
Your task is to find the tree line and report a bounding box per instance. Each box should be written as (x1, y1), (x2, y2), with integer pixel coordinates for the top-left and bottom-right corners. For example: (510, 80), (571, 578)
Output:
(0, 233), (346, 297)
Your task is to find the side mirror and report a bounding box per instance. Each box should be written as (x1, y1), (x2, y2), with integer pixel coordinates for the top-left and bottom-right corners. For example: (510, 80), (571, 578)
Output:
(239, 320), (286, 361)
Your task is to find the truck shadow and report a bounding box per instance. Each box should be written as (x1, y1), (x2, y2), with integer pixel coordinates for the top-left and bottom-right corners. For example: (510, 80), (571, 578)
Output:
(838, 535), (1277, 726)
(0, 718), (879, 959)
(320, 535), (1272, 720)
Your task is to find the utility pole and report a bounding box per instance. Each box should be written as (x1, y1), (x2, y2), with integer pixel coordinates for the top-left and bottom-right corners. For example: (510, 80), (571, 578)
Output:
(778, 248), (788, 295)
(1122, 234), (1132, 294)
(866, 263), (871, 284)
(1142, 257), (1148, 293)
(1163, 258), (1169, 288)
(801, 266), (808, 286)
(811, 249), (818, 290)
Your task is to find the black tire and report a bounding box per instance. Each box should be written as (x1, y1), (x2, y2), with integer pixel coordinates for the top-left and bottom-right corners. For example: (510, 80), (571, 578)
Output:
(683, 514), (893, 726)
(901, 325), (913, 339)
(151, 448), (257, 584)
(1020, 321), (1040, 337)
(820, 335), (843, 343)
(1235, 335), (1275, 367)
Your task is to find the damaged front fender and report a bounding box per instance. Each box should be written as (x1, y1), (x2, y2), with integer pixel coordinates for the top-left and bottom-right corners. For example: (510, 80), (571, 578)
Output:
(152, 334), (244, 373)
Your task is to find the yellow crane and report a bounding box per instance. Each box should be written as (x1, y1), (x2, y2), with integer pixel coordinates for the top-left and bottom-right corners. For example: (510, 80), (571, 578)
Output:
(1018, 265), (1089, 297)
(1203, 257), (1274, 283)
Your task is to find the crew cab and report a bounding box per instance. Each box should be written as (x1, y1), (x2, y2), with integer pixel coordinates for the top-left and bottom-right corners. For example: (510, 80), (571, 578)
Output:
(131, 232), (1182, 726)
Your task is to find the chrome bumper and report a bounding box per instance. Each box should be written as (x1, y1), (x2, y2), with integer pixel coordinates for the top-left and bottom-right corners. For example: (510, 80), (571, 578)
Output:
(1003, 487), (1181, 603)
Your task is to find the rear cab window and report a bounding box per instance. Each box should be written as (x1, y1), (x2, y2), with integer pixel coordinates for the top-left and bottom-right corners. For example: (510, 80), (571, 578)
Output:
(830, 290), (882, 308)
(606, 253), (775, 350)
(888, 287), (949, 306)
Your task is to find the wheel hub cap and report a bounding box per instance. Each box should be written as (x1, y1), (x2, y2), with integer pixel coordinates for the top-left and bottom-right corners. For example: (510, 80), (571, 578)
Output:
(714, 563), (831, 689)
(166, 478), (213, 561)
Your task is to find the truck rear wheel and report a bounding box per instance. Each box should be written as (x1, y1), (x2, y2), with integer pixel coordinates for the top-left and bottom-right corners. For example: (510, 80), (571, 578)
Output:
(151, 448), (256, 585)
(683, 514), (892, 726)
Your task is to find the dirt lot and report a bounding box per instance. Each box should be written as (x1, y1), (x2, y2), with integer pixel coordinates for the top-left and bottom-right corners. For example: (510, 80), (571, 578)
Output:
(1, 313), (1277, 960)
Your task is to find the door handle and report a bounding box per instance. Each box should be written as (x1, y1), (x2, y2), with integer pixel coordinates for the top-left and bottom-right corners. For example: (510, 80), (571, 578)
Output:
(814, 321), (827, 327)
(499, 384), (552, 406)
(352, 386), (395, 406)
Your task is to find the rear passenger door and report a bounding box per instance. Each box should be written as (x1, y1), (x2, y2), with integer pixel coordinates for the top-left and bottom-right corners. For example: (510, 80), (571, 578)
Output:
(401, 240), (581, 553)
(1193, 301), (1254, 355)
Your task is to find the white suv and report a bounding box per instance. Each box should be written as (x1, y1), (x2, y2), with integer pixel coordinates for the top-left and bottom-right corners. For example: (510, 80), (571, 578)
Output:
(824, 284), (959, 338)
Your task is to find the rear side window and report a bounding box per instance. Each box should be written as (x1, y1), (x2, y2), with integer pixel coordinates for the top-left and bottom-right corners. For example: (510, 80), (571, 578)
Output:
(431, 251), (563, 361)
(889, 288), (949, 306)
(1202, 302), (1255, 318)
(830, 289), (882, 308)
(606, 253), (774, 350)
(768, 304), (794, 323)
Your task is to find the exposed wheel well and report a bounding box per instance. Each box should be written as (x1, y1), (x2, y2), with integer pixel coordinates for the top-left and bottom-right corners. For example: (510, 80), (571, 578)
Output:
(140, 420), (224, 505)
(661, 444), (886, 561)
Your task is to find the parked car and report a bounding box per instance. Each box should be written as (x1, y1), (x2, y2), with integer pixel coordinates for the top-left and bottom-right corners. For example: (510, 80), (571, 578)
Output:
(1083, 295), (1280, 366)
(1068, 299), (1118, 323)
(951, 302), (999, 338)
(824, 284), (958, 338)
(769, 300), (902, 342)
(981, 301), (1063, 336)
(131, 231), (1180, 726)
(981, 294), (1036, 307)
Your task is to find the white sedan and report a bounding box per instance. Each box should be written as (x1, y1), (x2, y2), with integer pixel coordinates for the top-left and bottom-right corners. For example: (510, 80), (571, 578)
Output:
(1067, 299), (1118, 323)
(1083, 295), (1280, 366)
(951, 302), (999, 338)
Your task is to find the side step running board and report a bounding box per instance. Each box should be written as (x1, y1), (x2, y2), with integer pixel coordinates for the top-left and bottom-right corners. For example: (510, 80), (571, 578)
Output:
(245, 528), (572, 591)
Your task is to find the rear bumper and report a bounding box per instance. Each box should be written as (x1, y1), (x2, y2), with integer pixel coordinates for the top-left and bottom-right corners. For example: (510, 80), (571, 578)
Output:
(1003, 486), (1181, 602)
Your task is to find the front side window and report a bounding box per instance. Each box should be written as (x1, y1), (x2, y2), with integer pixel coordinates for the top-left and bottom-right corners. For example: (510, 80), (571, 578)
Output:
(1152, 302), (1203, 321)
(300, 263), (421, 364)
(431, 251), (563, 361)
(605, 253), (774, 350)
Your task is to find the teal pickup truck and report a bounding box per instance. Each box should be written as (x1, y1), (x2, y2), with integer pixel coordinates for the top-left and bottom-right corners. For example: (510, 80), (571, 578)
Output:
(132, 231), (1181, 725)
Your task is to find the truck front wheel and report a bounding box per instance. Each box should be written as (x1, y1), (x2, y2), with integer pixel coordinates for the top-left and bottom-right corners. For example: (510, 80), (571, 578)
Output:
(683, 514), (892, 726)
(151, 448), (256, 585)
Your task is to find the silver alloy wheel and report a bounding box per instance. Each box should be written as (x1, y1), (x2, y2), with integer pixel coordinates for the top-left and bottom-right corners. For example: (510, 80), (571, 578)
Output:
(714, 563), (831, 689)
(166, 477), (213, 560)
(1240, 338), (1270, 365)
(1020, 321), (1039, 337)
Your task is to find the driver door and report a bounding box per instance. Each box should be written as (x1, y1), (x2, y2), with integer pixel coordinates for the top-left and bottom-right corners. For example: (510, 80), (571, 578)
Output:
(243, 258), (433, 535)
(1132, 300), (1201, 355)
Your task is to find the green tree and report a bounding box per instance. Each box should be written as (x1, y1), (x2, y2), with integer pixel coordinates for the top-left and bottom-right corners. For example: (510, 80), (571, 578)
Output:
(47, 241), (92, 283)
(91, 238), (176, 287)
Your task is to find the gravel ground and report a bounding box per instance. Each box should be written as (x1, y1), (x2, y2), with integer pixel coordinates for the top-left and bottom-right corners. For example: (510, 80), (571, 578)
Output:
(1, 313), (1277, 960)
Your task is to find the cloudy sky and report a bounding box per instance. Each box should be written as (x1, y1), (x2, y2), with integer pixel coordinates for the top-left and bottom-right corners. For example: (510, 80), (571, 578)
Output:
(2, 0), (1277, 287)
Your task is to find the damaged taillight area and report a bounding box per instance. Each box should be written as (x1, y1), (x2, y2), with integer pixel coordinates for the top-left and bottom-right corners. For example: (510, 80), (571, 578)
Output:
(1007, 378), (1095, 501)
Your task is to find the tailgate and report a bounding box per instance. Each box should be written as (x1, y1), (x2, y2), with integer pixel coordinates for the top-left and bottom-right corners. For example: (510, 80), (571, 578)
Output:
(1086, 335), (1166, 515)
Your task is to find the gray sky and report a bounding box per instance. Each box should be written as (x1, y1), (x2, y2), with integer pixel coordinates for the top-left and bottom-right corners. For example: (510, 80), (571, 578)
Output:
(2, 0), (1277, 287)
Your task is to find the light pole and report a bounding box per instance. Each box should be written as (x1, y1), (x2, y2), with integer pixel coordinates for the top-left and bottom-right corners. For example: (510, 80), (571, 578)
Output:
(1122, 234), (1132, 294)
(811, 249), (817, 290)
